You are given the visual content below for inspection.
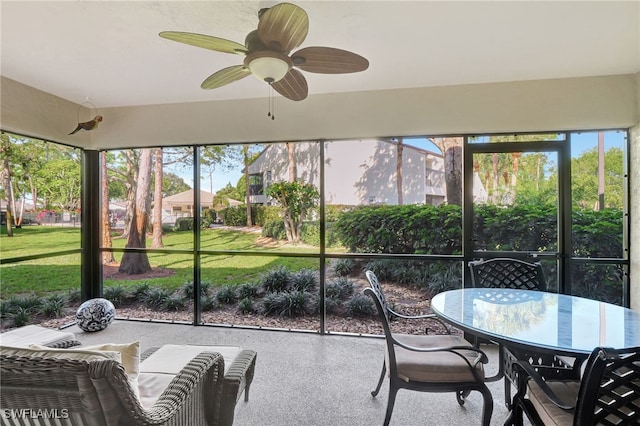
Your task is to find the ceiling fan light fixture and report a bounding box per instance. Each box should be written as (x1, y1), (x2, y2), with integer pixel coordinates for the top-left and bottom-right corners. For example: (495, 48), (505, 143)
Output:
(245, 51), (292, 83)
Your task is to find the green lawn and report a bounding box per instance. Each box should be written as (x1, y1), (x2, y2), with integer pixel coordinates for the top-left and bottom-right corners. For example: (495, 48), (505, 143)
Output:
(1, 226), (320, 297)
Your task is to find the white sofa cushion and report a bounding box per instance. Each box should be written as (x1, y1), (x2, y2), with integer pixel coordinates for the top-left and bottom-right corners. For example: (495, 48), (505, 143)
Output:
(29, 342), (141, 400)
(138, 344), (242, 410)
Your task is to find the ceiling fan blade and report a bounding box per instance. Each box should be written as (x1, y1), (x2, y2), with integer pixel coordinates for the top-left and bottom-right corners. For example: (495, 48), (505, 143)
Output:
(257, 3), (309, 53)
(160, 31), (247, 55)
(201, 65), (251, 90)
(291, 47), (369, 74)
(271, 68), (308, 101)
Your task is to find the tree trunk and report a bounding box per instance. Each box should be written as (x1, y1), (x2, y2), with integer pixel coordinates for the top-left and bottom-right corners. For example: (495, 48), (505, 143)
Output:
(511, 152), (521, 189)
(151, 148), (164, 248)
(492, 153), (499, 199)
(120, 151), (138, 241)
(396, 138), (404, 205)
(432, 137), (463, 206)
(0, 134), (14, 236)
(101, 152), (115, 263)
(286, 142), (297, 182)
(119, 149), (152, 274)
(244, 145), (252, 226)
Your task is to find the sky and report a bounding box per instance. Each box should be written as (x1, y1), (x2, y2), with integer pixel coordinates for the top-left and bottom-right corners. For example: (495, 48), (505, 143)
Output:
(173, 130), (626, 194)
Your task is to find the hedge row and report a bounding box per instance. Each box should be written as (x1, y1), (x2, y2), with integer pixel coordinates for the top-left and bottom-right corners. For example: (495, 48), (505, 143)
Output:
(334, 203), (623, 258)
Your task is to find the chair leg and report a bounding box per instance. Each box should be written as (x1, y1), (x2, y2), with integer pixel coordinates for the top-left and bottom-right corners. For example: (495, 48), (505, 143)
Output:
(478, 384), (494, 426)
(371, 361), (386, 397)
(383, 384), (399, 426)
(504, 374), (512, 409)
(456, 389), (470, 406)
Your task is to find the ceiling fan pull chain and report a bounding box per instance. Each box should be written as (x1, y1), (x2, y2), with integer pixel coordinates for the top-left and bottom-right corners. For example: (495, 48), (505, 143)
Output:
(267, 83), (275, 120)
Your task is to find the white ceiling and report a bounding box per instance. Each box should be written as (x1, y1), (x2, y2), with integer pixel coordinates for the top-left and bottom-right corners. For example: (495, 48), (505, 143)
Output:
(1, 1), (639, 109)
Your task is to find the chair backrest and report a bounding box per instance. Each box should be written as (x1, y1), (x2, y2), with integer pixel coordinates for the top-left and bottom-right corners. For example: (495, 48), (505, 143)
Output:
(364, 271), (398, 372)
(365, 270), (392, 313)
(468, 258), (545, 291)
(574, 346), (640, 425)
(0, 354), (135, 426)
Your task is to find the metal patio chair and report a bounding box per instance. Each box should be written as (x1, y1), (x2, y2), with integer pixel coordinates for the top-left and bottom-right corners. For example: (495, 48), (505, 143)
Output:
(506, 345), (640, 425)
(468, 258), (578, 408)
(364, 270), (493, 426)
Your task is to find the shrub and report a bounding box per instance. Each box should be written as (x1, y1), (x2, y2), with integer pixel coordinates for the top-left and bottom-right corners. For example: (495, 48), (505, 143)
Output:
(8, 307), (31, 327)
(364, 259), (396, 281)
(163, 295), (186, 311)
(174, 217), (194, 231)
(39, 294), (67, 318)
(181, 281), (212, 299)
(262, 291), (313, 317)
(132, 282), (152, 300)
(291, 269), (318, 291)
(389, 263), (425, 287)
(216, 285), (237, 304)
(103, 285), (129, 307)
(259, 266), (291, 293)
(262, 220), (287, 240)
(253, 205), (282, 227)
(332, 259), (355, 277)
(142, 288), (172, 309)
(201, 295), (218, 311)
(219, 206), (249, 226)
(346, 294), (375, 317)
(326, 277), (354, 300)
(237, 297), (255, 314)
(67, 289), (82, 304)
(320, 297), (342, 314)
(237, 283), (260, 299)
(280, 291), (313, 317)
(0, 299), (11, 319)
(262, 292), (286, 316)
(426, 263), (462, 294)
(10, 295), (42, 311)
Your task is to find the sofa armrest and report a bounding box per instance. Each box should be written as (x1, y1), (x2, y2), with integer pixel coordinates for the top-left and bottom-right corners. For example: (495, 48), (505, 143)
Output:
(100, 351), (225, 426)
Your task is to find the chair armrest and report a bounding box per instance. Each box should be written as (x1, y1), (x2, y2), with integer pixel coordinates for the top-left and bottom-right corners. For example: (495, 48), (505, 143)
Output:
(512, 359), (576, 410)
(391, 336), (489, 370)
(387, 309), (452, 334)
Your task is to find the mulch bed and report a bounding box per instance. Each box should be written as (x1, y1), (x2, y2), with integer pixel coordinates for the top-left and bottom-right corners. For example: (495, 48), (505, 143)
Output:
(9, 264), (454, 336)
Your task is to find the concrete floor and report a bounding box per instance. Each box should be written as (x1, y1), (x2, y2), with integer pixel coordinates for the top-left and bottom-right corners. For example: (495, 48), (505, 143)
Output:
(66, 320), (522, 426)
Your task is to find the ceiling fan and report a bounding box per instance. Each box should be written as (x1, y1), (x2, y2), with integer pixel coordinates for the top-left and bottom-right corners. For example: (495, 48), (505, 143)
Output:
(159, 2), (369, 102)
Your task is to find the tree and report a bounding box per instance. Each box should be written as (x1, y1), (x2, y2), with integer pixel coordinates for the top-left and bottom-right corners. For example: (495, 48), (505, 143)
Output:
(286, 142), (297, 182)
(36, 157), (82, 211)
(162, 172), (190, 196)
(101, 152), (115, 263)
(266, 181), (319, 244)
(572, 147), (624, 209)
(0, 133), (14, 236)
(430, 137), (463, 206)
(152, 148), (164, 248)
(218, 182), (243, 201)
(243, 144), (252, 226)
(119, 148), (152, 274)
(396, 138), (404, 205)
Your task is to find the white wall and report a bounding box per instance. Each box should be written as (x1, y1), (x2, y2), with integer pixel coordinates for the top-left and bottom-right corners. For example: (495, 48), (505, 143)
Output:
(2, 74), (636, 150)
(247, 140), (439, 205)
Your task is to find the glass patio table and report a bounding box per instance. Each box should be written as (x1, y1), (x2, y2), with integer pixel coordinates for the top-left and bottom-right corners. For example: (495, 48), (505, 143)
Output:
(431, 288), (640, 409)
(430, 288), (640, 358)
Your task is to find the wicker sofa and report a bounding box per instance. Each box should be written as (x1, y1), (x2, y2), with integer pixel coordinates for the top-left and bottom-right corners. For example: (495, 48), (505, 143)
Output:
(0, 341), (256, 426)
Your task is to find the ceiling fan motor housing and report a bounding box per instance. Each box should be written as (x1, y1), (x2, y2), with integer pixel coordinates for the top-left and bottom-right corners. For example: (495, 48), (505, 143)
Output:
(244, 50), (293, 83)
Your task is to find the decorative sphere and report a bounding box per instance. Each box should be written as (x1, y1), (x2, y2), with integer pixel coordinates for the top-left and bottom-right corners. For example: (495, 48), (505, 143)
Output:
(75, 298), (116, 332)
